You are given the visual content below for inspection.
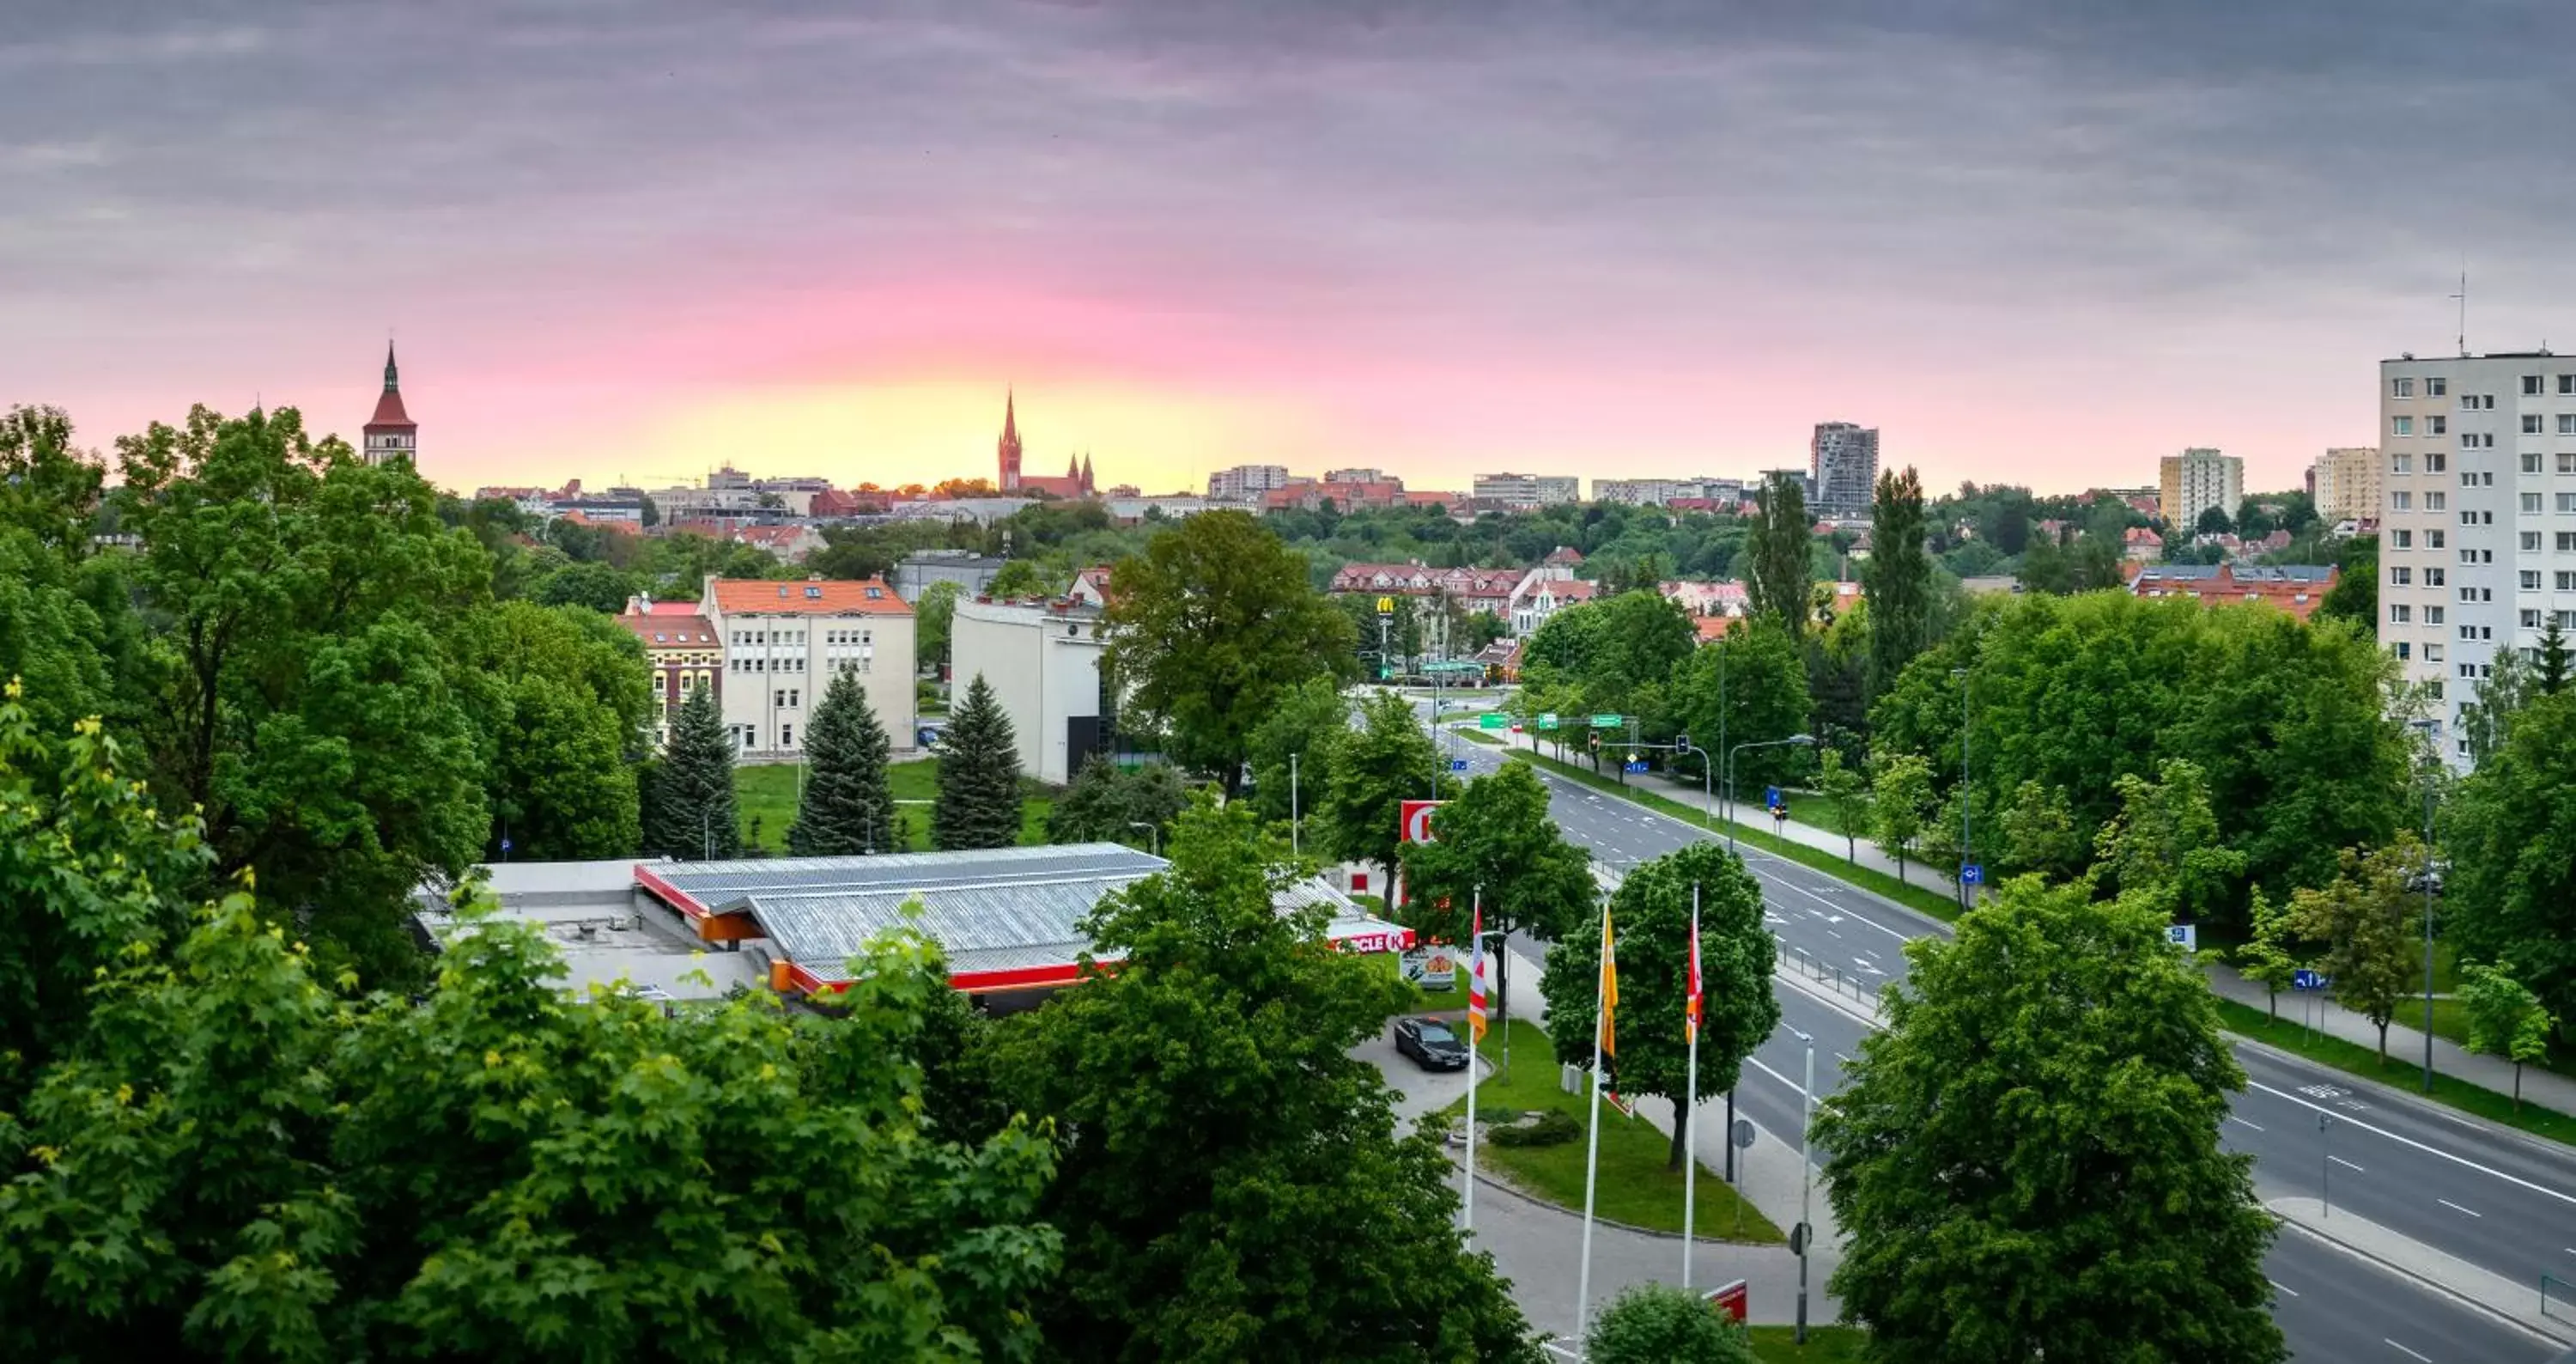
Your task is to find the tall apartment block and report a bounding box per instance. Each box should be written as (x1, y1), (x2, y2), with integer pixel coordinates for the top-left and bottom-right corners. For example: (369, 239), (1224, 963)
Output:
(2158, 448), (2244, 531)
(2379, 351), (2576, 763)
(2310, 447), (2382, 525)
(1810, 423), (1879, 518)
(1206, 464), (1292, 501)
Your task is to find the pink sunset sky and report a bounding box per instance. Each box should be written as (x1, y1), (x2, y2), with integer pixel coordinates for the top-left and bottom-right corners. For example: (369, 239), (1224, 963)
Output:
(7, 1), (2573, 497)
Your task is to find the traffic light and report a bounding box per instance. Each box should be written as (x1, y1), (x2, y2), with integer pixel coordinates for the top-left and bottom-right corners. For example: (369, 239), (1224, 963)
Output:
(1674, 733), (1690, 752)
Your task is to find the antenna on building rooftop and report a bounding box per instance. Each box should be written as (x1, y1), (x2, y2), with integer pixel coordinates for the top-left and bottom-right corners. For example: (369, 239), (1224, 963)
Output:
(2451, 261), (2469, 358)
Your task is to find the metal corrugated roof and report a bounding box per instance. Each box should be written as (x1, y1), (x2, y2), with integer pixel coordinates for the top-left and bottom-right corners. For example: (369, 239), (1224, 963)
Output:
(646, 844), (1402, 984)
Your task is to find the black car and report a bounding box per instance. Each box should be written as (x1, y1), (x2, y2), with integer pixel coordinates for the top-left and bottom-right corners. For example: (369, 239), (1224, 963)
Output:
(1392, 1017), (1470, 1071)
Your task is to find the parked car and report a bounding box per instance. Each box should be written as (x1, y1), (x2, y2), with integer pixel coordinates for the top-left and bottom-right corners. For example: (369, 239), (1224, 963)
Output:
(916, 723), (947, 752)
(1392, 1017), (1469, 1071)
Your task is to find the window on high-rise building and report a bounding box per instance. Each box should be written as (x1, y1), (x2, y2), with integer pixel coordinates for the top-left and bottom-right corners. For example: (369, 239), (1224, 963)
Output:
(2394, 529), (2415, 548)
(2560, 416), (2576, 436)
(2524, 572), (2544, 590)
(2560, 374), (2576, 395)
(2427, 492), (2448, 510)
(2524, 454), (2546, 473)
(2427, 451), (2449, 471)
(2392, 567), (2414, 585)
(2524, 415), (2546, 435)
(2427, 378), (2449, 396)
(2428, 529), (2446, 548)
(2392, 453), (2415, 473)
(2561, 571), (2576, 591)
(2393, 491), (2415, 510)
(2524, 375), (2546, 395)
(2524, 493), (2545, 513)
(2394, 377), (2417, 398)
(2392, 604), (2413, 624)
(2524, 532), (2543, 551)
(2427, 568), (2448, 586)
(2393, 416), (2415, 435)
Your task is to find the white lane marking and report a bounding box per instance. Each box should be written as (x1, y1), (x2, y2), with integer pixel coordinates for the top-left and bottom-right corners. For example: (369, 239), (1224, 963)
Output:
(1833, 1051), (1853, 1064)
(2267, 1278), (2299, 1298)
(1826, 929), (1843, 940)
(2229, 1116), (2265, 1133)
(2384, 1339), (2431, 1363)
(2242, 1080), (2576, 1209)
(2437, 1198), (2482, 1218)
(1747, 864), (1915, 942)
(2330, 1155), (2365, 1173)
(1747, 1054), (1808, 1099)
(1852, 959), (1884, 977)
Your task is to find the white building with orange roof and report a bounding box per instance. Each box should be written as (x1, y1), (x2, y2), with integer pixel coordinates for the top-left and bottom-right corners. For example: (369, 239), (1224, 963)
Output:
(702, 575), (917, 758)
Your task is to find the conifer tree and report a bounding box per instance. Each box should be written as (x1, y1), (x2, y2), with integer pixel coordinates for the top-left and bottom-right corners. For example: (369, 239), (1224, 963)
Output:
(2538, 614), (2572, 697)
(789, 667), (900, 856)
(934, 673), (1023, 849)
(644, 685), (741, 859)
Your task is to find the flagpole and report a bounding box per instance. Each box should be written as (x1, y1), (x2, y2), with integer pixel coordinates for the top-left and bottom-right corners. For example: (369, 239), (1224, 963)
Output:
(1683, 884), (1701, 1289)
(1463, 886), (1482, 1233)
(1576, 902), (1611, 1342)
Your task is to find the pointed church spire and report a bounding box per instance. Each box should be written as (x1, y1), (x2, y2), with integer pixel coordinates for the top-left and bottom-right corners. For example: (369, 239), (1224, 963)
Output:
(384, 340), (400, 393)
(1003, 387), (1018, 442)
(1080, 451), (1094, 491)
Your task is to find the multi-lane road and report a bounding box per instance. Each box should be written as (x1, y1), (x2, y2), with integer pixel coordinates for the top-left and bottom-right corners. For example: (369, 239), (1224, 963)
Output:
(1427, 712), (2573, 1362)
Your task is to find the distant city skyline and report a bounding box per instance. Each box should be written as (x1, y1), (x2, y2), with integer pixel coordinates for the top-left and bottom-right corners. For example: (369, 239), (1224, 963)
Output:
(7, 2), (2571, 497)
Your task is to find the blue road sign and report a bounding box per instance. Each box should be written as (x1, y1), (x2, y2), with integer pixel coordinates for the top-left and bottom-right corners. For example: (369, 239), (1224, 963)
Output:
(500, 837), (513, 854)
(1449, 758), (1470, 771)
(1959, 863), (1983, 886)
(1624, 760), (1649, 773)
(2292, 968), (2330, 991)
(1764, 785), (1782, 810)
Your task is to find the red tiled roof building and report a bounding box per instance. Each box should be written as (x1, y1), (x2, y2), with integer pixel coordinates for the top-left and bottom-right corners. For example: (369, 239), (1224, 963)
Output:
(361, 343), (417, 467)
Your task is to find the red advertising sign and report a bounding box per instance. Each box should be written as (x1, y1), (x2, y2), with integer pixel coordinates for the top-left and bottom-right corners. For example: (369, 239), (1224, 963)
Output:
(1400, 800), (1442, 844)
(1334, 928), (1418, 954)
(1706, 1279), (1747, 1324)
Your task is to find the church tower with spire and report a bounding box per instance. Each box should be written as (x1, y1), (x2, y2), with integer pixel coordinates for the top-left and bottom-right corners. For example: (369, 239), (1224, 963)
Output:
(1080, 451), (1095, 495)
(997, 390), (1023, 491)
(362, 343), (418, 466)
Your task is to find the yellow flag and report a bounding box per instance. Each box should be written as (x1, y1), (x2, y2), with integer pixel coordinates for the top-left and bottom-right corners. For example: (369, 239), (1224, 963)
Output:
(1598, 906), (1619, 1059)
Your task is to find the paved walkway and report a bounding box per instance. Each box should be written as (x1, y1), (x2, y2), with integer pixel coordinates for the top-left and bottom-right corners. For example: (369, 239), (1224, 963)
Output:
(1485, 729), (2576, 1118)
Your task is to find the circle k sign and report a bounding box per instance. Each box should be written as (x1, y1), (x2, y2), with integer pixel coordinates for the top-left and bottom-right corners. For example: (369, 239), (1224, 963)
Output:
(1400, 800), (1443, 843)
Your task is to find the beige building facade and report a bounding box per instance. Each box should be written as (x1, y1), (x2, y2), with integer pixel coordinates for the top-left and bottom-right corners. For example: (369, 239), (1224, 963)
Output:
(2158, 448), (2244, 530)
(702, 575), (918, 758)
(2311, 446), (2382, 524)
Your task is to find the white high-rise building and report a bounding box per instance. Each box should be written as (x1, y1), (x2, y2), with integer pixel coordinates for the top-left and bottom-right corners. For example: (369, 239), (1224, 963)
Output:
(1206, 464), (1291, 501)
(1810, 423), (1879, 518)
(1471, 472), (1580, 508)
(2379, 350), (2576, 764)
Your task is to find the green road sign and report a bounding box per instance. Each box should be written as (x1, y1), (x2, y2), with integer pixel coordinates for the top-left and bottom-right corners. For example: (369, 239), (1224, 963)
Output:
(1590, 714), (1623, 728)
(1479, 713), (1508, 730)
(1536, 713), (1560, 730)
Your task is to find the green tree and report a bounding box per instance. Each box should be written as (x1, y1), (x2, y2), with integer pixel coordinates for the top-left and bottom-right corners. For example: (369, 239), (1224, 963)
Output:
(787, 666), (899, 855)
(1815, 879), (2281, 1363)
(2089, 758), (2245, 928)
(1242, 674), (1349, 829)
(990, 795), (1539, 1362)
(1400, 760), (1595, 1037)
(1746, 472), (1813, 637)
(1046, 754), (1188, 850)
(2458, 959), (2556, 1111)
(1862, 466), (1932, 697)
(1540, 843), (1780, 1172)
(642, 685), (740, 860)
(2195, 504), (2234, 536)
(1669, 619), (1811, 796)
(1996, 777), (2088, 883)
(531, 558), (635, 613)
(986, 558), (1050, 599)
(933, 673), (1022, 849)
(914, 579), (963, 675)
(1585, 1282), (1755, 1364)
(2451, 690), (2576, 1032)
(2314, 534), (2378, 628)
(0, 528), (124, 740)
(1100, 511), (1358, 796)
(1868, 752), (1935, 885)
(115, 404), (493, 984)
(1319, 690), (1455, 892)
(1814, 746), (1869, 862)
(2237, 888), (2300, 1022)
(453, 601), (653, 862)
(2458, 646), (2535, 768)
(0, 405), (104, 561)
(2539, 615), (2573, 696)
(2286, 838), (2429, 1063)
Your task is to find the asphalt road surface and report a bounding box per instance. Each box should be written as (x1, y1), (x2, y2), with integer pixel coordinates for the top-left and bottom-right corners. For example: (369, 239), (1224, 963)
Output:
(1432, 715), (2568, 1362)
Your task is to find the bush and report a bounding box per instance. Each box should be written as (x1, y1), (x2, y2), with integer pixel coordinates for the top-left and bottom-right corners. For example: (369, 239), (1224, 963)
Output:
(1587, 1282), (1756, 1364)
(1487, 1107), (1581, 1148)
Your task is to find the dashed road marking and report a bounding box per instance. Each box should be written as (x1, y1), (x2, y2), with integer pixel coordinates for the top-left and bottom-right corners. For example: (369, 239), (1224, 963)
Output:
(2268, 1279), (2299, 1298)
(2383, 1338), (2430, 1362)
(2437, 1198), (2482, 1219)
(2330, 1155), (2365, 1173)
(2229, 1116), (2265, 1133)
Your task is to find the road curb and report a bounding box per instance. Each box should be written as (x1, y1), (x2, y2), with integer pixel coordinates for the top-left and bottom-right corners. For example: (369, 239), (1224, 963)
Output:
(2226, 1032), (2576, 1160)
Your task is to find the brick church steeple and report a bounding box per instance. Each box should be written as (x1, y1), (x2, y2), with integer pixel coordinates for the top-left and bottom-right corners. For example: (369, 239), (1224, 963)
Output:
(361, 342), (418, 467)
(997, 389), (1023, 491)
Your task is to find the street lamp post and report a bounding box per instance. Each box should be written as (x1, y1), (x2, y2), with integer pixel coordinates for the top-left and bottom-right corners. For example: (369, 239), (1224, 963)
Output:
(1789, 1025), (1817, 1345)
(1952, 667), (1972, 909)
(1675, 740), (1716, 830)
(2409, 718), (2441, 1093)
(1128, 820), (1161, 857)
(1727, 734), (1816, 853)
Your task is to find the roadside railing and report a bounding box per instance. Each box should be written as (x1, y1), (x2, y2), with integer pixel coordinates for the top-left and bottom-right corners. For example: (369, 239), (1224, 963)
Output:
(2544, 1273), (2573, 1328)
(1774, 936), (1882, 1014)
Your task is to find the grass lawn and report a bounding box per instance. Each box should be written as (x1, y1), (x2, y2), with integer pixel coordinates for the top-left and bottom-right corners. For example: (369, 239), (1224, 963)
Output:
(1747, 1324), (1869, 1361)
(735, 758), (1054, 854)
(2215, 998), (2576, 1144)
(1782, 787), (1874, 841)
(1457, 728), (1504, 746)
(1516, 751), (1962, 926)
(1436, 1017), (1783, 1243)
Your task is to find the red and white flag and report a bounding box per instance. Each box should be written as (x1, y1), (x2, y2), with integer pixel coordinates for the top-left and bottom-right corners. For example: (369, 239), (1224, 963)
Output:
(1686, 905), (1704, 1045)
(1467, 900), (1488, 1042)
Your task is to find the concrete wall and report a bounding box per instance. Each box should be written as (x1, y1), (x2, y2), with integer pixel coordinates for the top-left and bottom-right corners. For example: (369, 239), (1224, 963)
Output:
(951, 598), (1104, 785)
